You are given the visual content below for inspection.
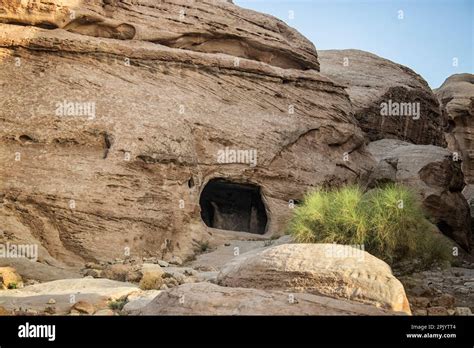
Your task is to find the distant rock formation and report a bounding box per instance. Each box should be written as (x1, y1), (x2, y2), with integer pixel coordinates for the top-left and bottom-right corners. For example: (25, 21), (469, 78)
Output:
(319, 49), (447, 146)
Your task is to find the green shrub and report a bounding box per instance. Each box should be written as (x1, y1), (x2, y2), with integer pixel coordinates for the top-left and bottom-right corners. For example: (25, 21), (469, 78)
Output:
(7, 282), (17, 289)
(288, 184), (452, 267)
(108, 297), (128, 311)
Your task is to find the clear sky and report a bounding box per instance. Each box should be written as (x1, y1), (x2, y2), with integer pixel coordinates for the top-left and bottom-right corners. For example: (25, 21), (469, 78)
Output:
(235, 0), (473, 88)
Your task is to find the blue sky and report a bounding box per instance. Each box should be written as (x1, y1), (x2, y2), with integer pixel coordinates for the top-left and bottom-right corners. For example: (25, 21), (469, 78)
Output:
(235, 0), (473, 88)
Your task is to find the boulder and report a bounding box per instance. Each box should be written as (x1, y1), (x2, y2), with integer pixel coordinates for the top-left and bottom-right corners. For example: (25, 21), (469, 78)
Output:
(435, 74), (474, 183)
(217, 244), (411, 314)
(71, 300), (96, 315)
(131, 282), (403, 316)
(319, 49), (446, 145)
(0, 1), (373, 266)
(367, 139), (471, 250)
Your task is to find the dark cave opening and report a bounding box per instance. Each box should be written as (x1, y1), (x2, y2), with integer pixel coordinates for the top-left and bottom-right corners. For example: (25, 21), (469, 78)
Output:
(199, 179), (268, 234)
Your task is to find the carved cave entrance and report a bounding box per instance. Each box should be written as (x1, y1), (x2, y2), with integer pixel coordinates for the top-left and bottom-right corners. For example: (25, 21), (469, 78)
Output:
(199, 179), (268, 234)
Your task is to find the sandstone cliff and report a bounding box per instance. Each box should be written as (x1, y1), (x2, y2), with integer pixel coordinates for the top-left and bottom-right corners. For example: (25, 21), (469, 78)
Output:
(0, 0), (373, 266)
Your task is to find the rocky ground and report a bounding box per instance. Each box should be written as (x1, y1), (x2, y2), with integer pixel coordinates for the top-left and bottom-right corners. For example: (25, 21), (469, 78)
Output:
(0, 236), (472, 316)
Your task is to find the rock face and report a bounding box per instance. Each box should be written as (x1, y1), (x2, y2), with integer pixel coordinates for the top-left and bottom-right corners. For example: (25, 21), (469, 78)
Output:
(0, 1), (374, 266)
(367, 139), (471, 250)
(217, 244), (411, 314)
(131, 282), (401, 315)
(0, 0), (318, 70)
(319, 50), (446, 145)
(435, 74), (474, 183)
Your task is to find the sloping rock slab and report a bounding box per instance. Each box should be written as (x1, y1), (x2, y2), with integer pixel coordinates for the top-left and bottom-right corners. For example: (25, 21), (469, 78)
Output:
(130, 282), (403, 315)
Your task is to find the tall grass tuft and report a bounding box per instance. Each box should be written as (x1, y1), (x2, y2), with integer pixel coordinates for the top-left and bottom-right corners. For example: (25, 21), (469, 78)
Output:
(288, 184), (452, 267)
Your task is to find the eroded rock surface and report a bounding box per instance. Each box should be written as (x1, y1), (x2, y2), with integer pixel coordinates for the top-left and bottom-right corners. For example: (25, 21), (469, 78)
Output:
(0, 0), (318, 70)
(367, 139), (471, 250)
(217, 244), (411, 314)
(131, 282), (402, 315)
(319, 49), (446, 145)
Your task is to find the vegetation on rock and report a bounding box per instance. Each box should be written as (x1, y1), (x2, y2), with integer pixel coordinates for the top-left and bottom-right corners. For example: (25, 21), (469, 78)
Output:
(288, 184), (453, 267)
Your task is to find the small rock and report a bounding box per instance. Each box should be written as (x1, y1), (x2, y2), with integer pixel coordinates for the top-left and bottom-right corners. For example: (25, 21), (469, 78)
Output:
(455, 287), (469, 295)
(184, 269), (198, 276)
(47, 298), (56, 305)
(44, 306), (56, 315)
(163, 277), (179, 288)
(85, 262), (104, 270)
(101, 264), (132, 282)
(413, 309), (427, 316)
(463, 282), (474, 288)
(169, 256), (183, 266)
(447, 309), (456, 316)
(163, 271), (186, 285)
(431, 294), (455, 308)
(193, 265), (217, 272)
(158, 260), (169, 267)
(455, 307), (472, 316)
(0, 306), (11, 316)
(71, 301), (96, 315)
(94, 309), (115, 316)
(24, 279), (39, 286)
(412, 297), (430, 308)
(83, 269), (101, 278)
(427, 306), (448, 316)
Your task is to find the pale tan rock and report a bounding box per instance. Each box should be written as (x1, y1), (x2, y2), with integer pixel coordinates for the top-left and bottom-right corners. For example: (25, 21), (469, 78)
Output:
(71, 300), (95, 315)
(131, 282), (404, 315)
(319, 49), (446, 145)
(455, 307), (472, 316)
(217, 244), (411, 314)
(93, 308), (115, 316)
(367, 139), (471, 250)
